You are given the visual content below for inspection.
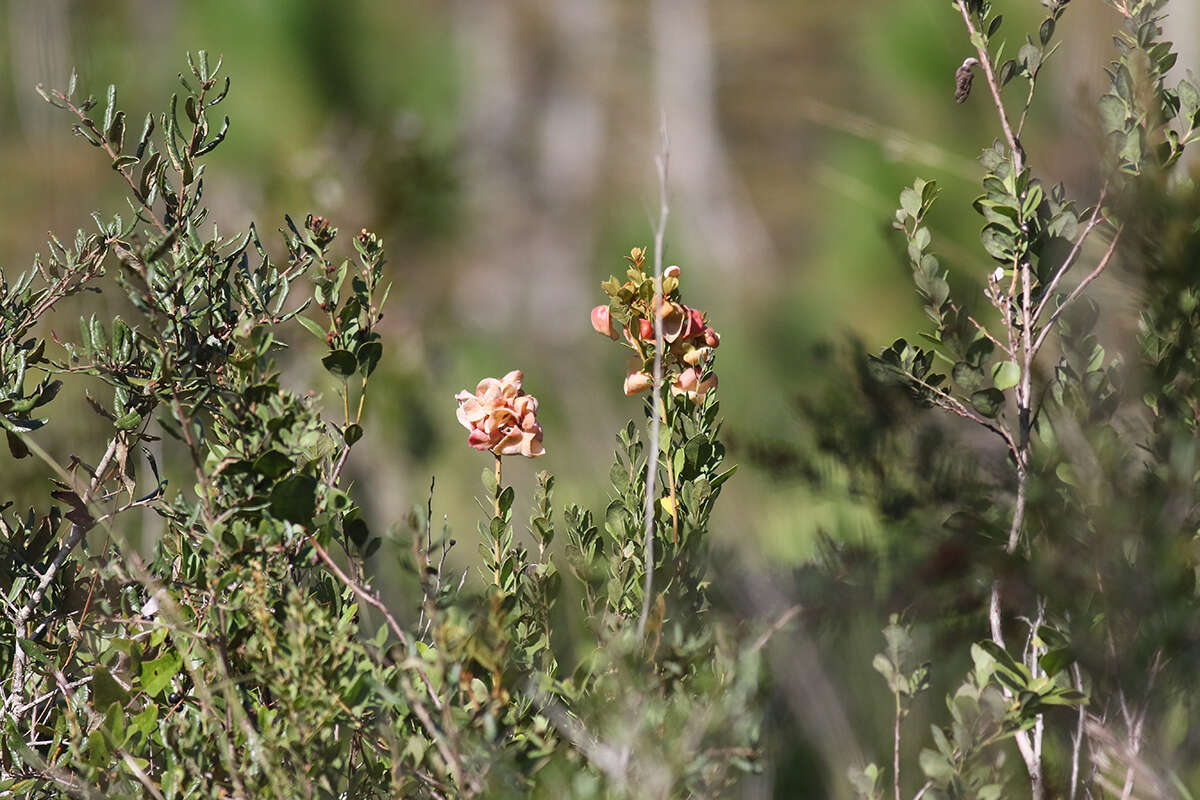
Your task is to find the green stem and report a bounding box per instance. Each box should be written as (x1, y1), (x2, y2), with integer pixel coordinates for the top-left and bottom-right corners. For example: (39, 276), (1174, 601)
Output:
(493, 453), (503, 587)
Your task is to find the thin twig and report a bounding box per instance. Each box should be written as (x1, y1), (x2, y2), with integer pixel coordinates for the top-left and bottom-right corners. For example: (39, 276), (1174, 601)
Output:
(308, 535), (444, 713)
(953, 0), (1023, 172)
(638, 117), (670, 641)
(52, 90), (172, 238)
(410, 699), (468, 791)
(893, 689), (903, 800)
(953, 5), (1044, 794)
(749, 604), (803, 653)
(1032, 228), (1123, 356)
(1032, 186), (1110, 325)
(51, 669), (166, 800)
(309, 536), (409, 648)
(887, 366), (1019, 461)
(537, 691), (629, 786)
(952, 303), (1013, 357)
(6, 436), (120, 715)
(1070, 663), (1086, 800)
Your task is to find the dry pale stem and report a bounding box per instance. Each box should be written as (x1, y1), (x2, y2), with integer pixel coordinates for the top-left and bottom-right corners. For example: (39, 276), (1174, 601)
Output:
(637, 119), (670, 641)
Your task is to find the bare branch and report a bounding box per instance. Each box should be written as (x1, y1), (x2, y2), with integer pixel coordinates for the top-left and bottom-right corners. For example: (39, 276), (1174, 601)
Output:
(953, 1), (1023, 172)
(1032, 187), (1110, 326)
(749, 604), (803, 653)
(1070, 663), (1087, 800)
(1032, 228), (1122, 356)
(5, 435), (120, 716)
(309, 536), (410, 650)
(638, 117), (670, 641)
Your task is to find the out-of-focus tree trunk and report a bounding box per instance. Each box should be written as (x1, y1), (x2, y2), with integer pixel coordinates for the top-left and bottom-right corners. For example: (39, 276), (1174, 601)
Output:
(8, 0), (70, 144)
(451, 0), (611, 336)
(650, 0), (776, 279)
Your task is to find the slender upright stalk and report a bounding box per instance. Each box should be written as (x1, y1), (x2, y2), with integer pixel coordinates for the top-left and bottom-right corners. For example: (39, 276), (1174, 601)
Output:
(493, 453), (503, 520)
(953, 3), (1043, 795)
(893, 692), (903, 800)
(637, 120), (670, 641)
(493, 453), (503, 587)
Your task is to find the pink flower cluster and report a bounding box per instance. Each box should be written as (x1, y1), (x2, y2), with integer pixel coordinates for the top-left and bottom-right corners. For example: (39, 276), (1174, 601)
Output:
(454, 370), (546, 457)
(590, 266), (720, 402)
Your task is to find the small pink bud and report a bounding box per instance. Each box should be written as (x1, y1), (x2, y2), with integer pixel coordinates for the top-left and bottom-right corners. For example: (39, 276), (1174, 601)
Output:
(665, 265), (681, 279)
(623, 371), (653, 395)
(704, 328), (720, 348)
(637, 318), (654, 341)
(591, 305), (618, 340)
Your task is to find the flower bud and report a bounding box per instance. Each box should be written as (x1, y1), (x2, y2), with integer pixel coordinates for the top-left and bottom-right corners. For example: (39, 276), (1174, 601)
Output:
(637, 318), (654, 341)
(704, 328), (720, 348)
(623, 371), (653, 395)
(674, 367), (699, 392)
(665, 265), (681, 279)
(682, 346), (712, 366)
(590, 305), (618, 340)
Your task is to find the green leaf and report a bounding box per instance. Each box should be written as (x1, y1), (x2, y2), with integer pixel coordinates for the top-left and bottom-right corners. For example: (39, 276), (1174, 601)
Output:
(1055, 462), (1078, 487)
(953, 362), (985, 392)
(992, 360), (1020, 391)
(970, 388), (1005, 418)
(1178, 79), (1200, 122)
(980, 224), (1016, 261)
(140, 651), (181, 697)
(5, 431), (29, 459)
(498, 486), (515, 516)
(1121, 126), (1143, 166)
(1039, 17), (1055, 46)
(269, 475), (318, 524)
(1098, 93), (1128, 134)
(872, 653), (896, 684)
(710, 464), (738, 489)
(115, 410), (143, 430)
(899, 187), (921, 219)
(253, 450), (293, 479)
(356, 341), (383, 377)
(1022, 183), (1044, 219)
(482, 466), (498, 495)
(1018, 42), (1042, 75)
(321, 349), (357, 379)
(1114, 63), (1133, 102)
(1039, 688), (1087, 707)
(296, 315), (326, 341)
(91, 665), (130, 707)
(343, 423), (363, 446)
(999, 58), (1018, 87)
(919, 747), (954, 782)
(976, 640), (1028, 684)
(1039, 647), (1073, 678)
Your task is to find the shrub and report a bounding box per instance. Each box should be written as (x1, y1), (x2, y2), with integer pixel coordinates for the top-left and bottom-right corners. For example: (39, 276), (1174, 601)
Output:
(0, 54), (759, 799)
(851, 2), (1200, 798)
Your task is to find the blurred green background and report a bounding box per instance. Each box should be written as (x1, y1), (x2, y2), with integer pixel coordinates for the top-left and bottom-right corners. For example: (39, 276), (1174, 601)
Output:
(2, 1), (1198, 795)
